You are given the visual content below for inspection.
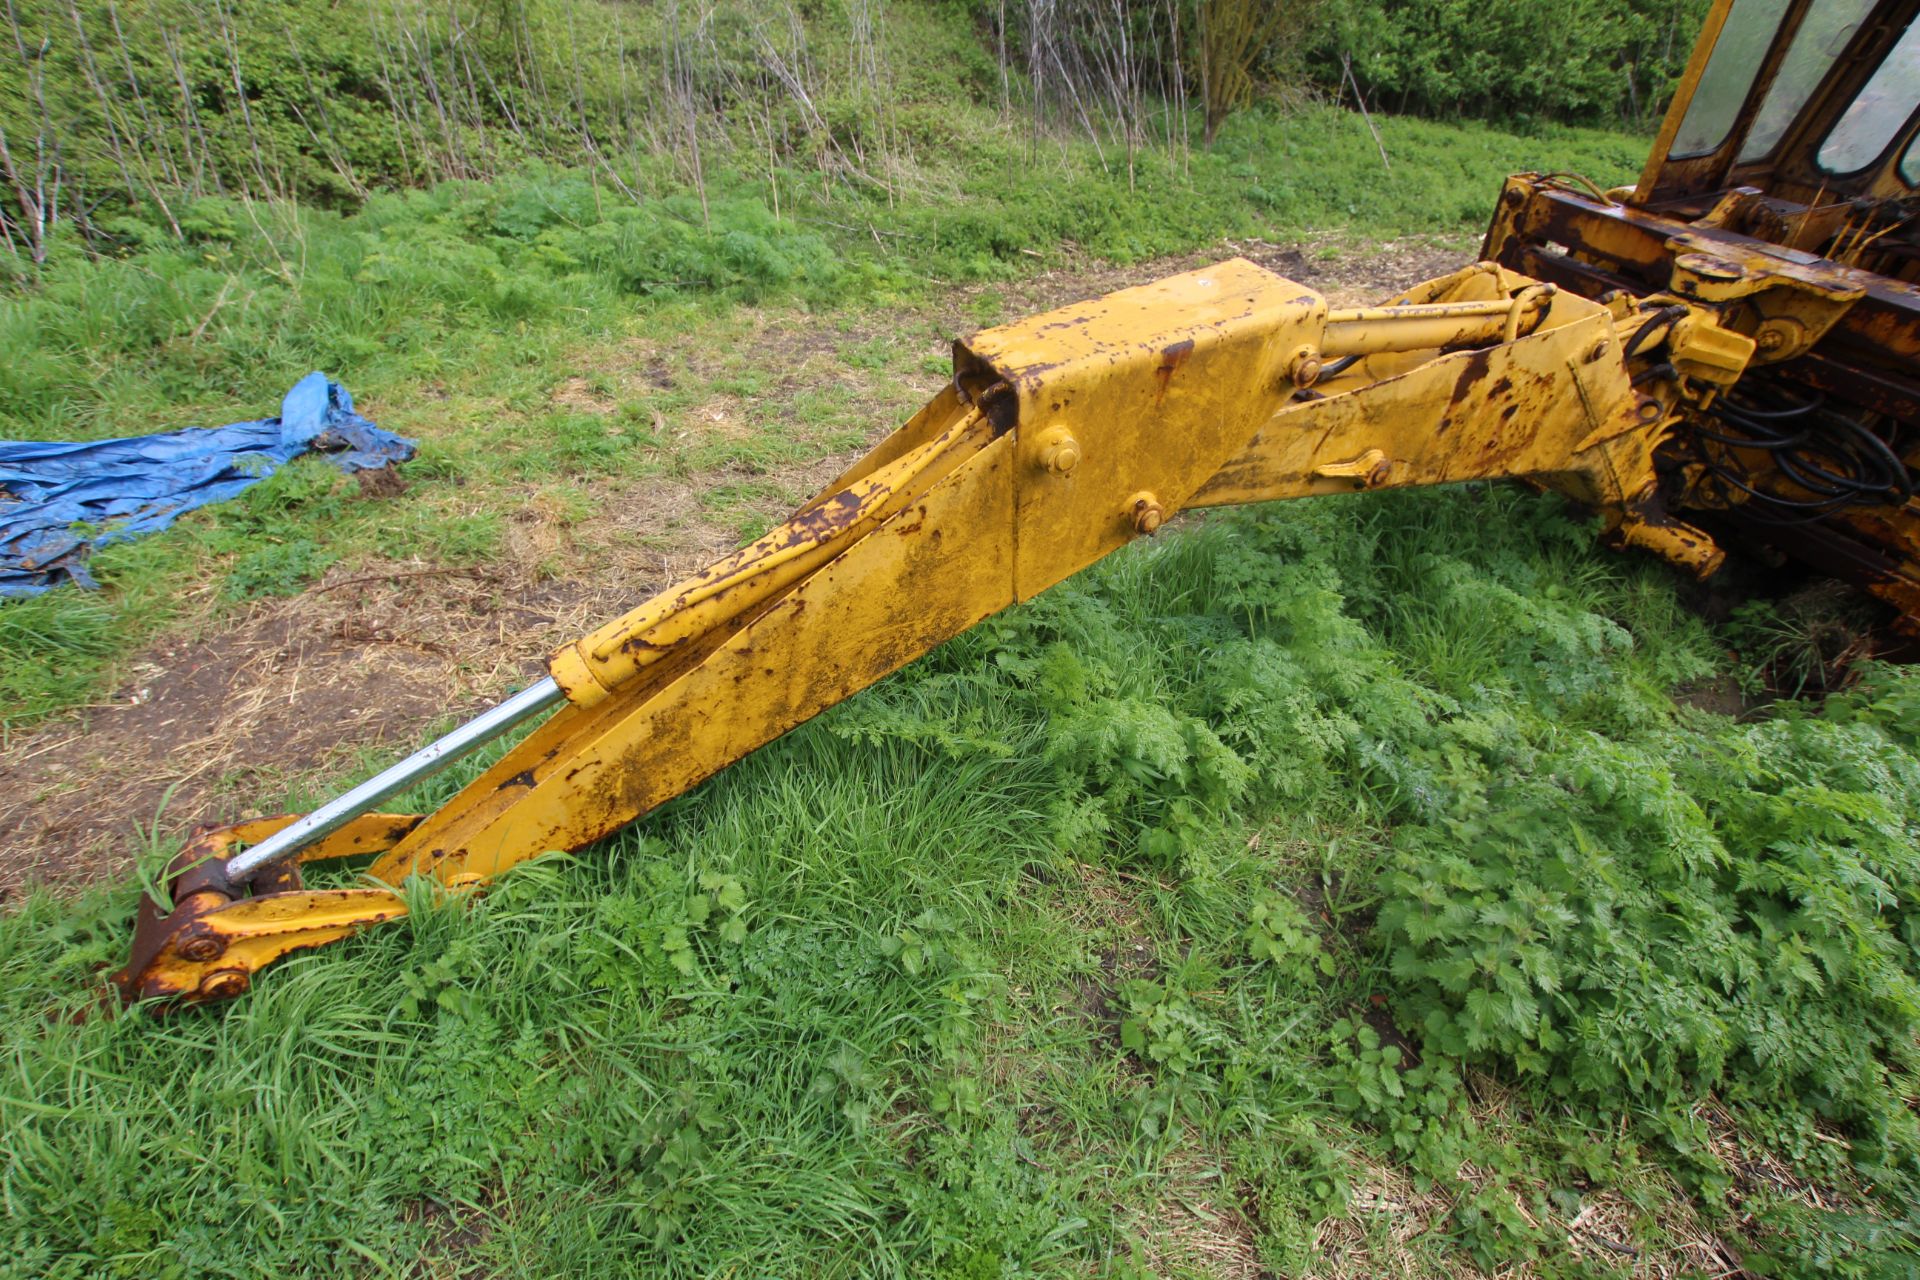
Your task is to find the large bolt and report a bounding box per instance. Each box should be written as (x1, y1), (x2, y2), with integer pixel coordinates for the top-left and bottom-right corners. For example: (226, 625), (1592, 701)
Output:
(198, 969), (249, 1001)
(1129, 492), (1165, 535)
(179, 933), (225, 963)
(1288, 345), (1323, 389)
(1036, 426), (1081, 476)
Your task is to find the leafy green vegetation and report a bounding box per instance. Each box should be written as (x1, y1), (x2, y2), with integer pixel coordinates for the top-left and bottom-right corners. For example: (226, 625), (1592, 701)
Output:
(5, 489), (1919, 1275)
(1321, 0), (1713, 125)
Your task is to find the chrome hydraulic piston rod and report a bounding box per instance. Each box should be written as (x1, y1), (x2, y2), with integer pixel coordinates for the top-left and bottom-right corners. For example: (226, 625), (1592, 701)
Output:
(221, 677), (566, 883)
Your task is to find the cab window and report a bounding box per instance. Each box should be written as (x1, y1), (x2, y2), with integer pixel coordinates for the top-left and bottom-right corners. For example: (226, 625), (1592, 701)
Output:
(1673, 0), (1794, 157)
(1818, 18), (1920, 172)
(1740, 0), (1877, 161)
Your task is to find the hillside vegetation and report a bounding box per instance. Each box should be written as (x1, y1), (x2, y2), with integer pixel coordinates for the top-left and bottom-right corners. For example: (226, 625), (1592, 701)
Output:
(0, 0), (1704, 235)
(2, 2), (1918, 1278)
(0, 5), (1647, 724)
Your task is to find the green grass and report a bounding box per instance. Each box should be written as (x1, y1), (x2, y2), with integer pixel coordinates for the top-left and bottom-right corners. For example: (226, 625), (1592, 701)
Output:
(5, 489), (1920, 1276)
(6, 31), (1917, 1272)
(0, 108), (1645, 444)
(0, 103), (1644, 730)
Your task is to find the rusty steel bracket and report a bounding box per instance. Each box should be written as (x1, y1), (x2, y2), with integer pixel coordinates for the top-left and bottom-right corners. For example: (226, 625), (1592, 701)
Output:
(112, 812), (421, 1006)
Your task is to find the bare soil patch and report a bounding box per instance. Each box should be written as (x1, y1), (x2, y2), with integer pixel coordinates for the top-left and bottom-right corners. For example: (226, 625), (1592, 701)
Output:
(0, 610), (450, 897)
(1121, 1135), (1267, 1279)
(0, 459), (855, 898)
(0, 237), (1469, 896)
(978, 234), (1468, 315)
(1311, 1158), (1471, 1279)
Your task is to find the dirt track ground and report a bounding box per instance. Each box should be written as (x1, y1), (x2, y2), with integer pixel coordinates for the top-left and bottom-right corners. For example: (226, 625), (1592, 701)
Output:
(0, 237), (1467, 898)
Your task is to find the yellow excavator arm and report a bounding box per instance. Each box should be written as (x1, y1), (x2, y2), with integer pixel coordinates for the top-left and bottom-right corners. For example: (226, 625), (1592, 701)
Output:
(114, 256), (1755, 1004)
(98, 0), (1920, 1007)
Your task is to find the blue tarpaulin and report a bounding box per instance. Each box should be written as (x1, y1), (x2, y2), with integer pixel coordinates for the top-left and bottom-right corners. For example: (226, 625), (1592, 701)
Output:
(0, 373), (414, 598)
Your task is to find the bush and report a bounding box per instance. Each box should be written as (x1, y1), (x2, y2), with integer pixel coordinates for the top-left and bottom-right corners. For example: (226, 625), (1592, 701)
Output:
(1314, 0), (1714, 127)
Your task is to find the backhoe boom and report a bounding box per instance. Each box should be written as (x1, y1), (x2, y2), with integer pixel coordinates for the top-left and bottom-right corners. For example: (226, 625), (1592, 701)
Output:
(115, 257), (1743, 1005)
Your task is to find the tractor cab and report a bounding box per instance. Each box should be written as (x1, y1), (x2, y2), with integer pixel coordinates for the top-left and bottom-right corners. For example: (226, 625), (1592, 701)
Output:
(1641, 0), (1919, 272)
(1485, 0), (1920, 620)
